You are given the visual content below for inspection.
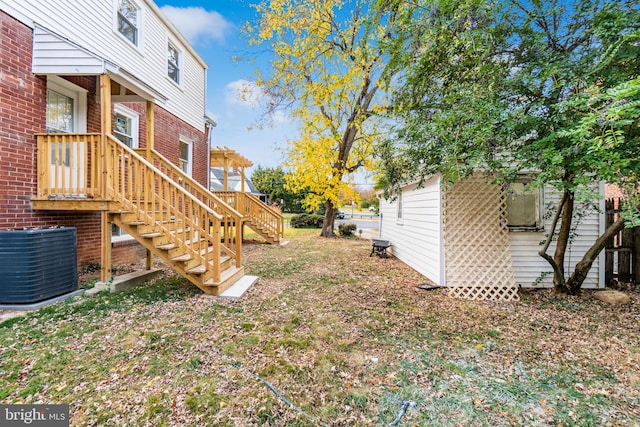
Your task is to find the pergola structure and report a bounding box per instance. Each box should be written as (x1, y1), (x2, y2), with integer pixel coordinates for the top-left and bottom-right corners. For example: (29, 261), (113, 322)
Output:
(210, 146), (253, 192)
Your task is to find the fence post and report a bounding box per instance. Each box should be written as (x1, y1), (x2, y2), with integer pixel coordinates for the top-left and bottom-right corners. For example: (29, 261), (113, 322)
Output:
(605, 199), (614, 284)
(620, 227), (634, 281)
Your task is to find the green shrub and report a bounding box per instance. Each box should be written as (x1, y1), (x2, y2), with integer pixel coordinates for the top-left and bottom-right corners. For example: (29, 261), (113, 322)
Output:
(290, 213), (324, 228)
(338, 223), (357, 237)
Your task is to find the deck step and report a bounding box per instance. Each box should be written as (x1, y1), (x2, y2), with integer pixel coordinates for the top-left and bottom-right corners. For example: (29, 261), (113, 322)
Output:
(186, 265), (206, 275)
(139, 231), (162, 238)
(203, 267), (240, 286)
(203, 266), (246, 295)
(184, 252), (231, 274)
(156, 242), (176, 250)
(170, 253), (192, 262)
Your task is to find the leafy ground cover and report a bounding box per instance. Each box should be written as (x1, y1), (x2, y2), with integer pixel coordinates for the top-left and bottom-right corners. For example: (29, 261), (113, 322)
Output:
(1, 229), (639, 426)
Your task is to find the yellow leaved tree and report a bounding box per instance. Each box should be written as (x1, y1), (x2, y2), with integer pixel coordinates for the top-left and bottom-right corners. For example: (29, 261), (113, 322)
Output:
(248, 0), (400, 237)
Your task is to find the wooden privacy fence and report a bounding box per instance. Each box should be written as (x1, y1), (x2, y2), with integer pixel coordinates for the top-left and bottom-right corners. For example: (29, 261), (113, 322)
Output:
(605, 198), (640, 285)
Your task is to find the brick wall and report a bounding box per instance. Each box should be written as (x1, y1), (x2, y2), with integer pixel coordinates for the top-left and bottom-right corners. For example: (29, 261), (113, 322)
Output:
(605, 184), (625, 200)
(0, 11), (47, 231)
(65, 75), (101, 132)
(0, 12), (141, 269)
(112, 240), (147, 265)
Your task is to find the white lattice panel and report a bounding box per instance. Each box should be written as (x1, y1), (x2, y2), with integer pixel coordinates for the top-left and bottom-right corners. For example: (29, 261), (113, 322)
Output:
(442, 173), (520, 301)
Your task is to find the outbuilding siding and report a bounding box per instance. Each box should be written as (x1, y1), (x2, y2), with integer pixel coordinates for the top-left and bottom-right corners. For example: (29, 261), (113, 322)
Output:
(509, 185), (603, 288)
(379, 175), (444, 285)
(379, 176), (604, 289)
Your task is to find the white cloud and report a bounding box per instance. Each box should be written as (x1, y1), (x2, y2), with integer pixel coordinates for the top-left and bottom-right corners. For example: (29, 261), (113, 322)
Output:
(225, 80), (264, 108)
(160, 6), (233, 44)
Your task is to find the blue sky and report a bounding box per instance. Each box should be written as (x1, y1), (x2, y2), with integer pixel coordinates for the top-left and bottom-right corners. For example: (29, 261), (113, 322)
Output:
(155, 0), (296, 174)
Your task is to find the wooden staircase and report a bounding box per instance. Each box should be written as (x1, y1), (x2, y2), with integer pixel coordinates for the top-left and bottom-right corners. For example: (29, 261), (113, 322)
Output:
(113, 212), (244, 294)
(34, 133), (246, 295)
(106, 137), (247, 295)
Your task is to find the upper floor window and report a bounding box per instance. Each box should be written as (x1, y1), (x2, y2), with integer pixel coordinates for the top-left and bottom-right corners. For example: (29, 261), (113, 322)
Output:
(118, 0), (138, 45)
(167, 42), (180, 84)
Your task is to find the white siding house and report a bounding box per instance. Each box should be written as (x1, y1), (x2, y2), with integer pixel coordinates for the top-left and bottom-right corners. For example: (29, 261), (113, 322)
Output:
(1, 0), (207, 130)
(378, 174), (605, 290)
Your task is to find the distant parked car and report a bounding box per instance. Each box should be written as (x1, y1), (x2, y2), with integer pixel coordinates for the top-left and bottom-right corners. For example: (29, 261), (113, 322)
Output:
(369, 206), (378, 213)
(336, 210), (345, 219)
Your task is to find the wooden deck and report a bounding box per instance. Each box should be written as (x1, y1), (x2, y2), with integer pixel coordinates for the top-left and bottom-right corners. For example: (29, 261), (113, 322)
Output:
(32, 132), (284, 291)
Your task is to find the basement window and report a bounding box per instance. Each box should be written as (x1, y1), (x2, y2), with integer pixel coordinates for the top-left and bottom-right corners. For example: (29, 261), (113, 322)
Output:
(506, 178), (543, 231)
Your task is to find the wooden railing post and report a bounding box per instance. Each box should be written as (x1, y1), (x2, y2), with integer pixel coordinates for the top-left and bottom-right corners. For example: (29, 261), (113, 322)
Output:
(100, 75), (112, 199)
(100, 212), (112, 283)
(99, 75), (112, 283)
(146, 101), (154, 162)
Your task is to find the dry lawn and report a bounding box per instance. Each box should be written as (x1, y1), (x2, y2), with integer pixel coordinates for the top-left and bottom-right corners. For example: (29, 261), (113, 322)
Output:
(1, 229), (639, 426)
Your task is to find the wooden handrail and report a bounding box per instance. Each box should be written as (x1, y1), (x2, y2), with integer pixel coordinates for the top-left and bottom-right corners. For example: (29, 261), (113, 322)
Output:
(36, 133), (102, 198)
(245, 193), (285, 238)
(136, 148), (243, 217)
(138, 148), (243, 266)
(105, 134), (236, 281)
(246, 193), (284, 230)
(214, 191), (285, 240)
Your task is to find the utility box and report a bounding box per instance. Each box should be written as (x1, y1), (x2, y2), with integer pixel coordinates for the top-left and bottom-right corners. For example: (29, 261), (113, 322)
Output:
(0, 227), (78, 304)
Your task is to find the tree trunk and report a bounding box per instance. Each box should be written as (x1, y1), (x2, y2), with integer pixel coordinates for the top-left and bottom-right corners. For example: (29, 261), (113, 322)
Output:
(539, 191), (568, 288)
(320, 200), (336, 237)
(551, 190), (574, 291)
(564, 216), (627, 294)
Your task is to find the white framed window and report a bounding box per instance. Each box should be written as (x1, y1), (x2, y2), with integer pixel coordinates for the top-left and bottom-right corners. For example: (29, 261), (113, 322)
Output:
(112, 0), (144, 51)
(46, 76), (87, 133)
(396, 190), (404, 225)
(179, 139), (192, 176)
(46, 90), (74, 133)
(111, 105), (139, 239)
(506, 177), (544, 231)
(113, 104), (139, 148)
(116, 0), (140, 46)
(167, 41), (181, 84)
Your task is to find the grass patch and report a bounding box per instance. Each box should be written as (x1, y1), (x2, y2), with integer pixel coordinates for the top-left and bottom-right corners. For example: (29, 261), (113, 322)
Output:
(0, 232), (638, 425)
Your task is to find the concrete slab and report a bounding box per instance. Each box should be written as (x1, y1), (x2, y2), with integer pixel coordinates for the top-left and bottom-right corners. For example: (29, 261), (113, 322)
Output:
(88, 269), (163, 294)
(219, 275), (259, 299)
(0, 289), (85, 321)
